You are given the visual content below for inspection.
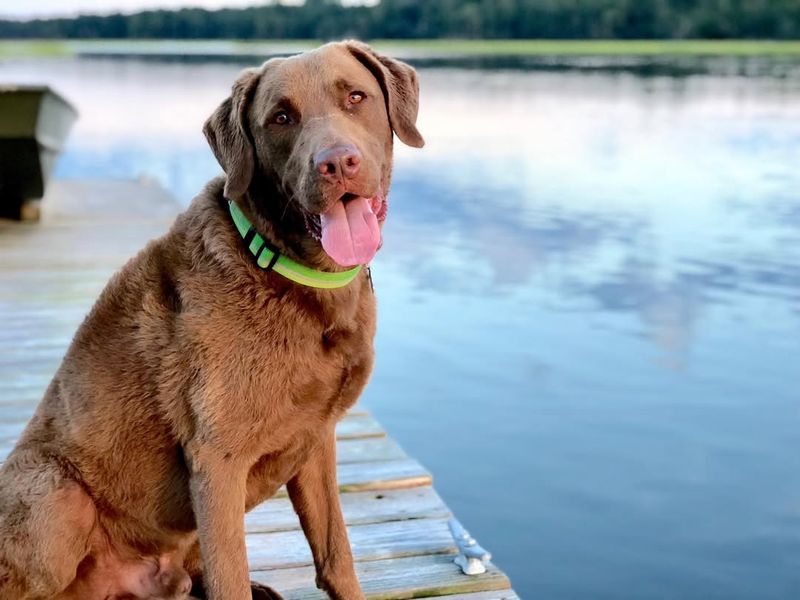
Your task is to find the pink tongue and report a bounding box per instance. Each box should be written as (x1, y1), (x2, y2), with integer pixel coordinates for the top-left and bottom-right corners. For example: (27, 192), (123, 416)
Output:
(320, 196), (381, 267)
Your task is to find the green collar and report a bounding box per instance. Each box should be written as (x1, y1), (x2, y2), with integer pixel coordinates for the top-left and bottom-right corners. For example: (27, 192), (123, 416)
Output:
(227, 200), (362, 289)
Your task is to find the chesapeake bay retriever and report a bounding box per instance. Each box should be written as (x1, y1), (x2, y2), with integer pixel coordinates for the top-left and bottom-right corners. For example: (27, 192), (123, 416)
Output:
(0, 40), (424, 600)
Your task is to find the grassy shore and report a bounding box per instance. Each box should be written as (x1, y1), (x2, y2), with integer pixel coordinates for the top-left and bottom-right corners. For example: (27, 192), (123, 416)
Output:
(374, 39), (800, 56)
(3, 38), (800, 59)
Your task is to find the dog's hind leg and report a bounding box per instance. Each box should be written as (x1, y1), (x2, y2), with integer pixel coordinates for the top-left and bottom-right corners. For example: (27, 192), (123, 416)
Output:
(0, 455), (96, 600)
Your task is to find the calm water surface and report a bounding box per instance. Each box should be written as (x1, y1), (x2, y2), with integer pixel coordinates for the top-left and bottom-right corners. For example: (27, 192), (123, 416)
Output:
(2, 54), (799, 599)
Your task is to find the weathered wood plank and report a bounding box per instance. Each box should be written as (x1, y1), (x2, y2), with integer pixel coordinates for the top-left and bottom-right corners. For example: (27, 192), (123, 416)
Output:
(0, 437), (430, 491)
(246, 517), (455, 572)
(0, 354), (64, 370)
(0, 337), (74, 354)
(0, 412), (386, 451)
(266, 459), (431, 497)
(0, 378), (369, 419)
(0, 411), (378, 463)
(335, 458), (431, 493)
(336, 413), (386, 440)
(0, 420), (29, 442)
(425, 592), (520, 600)
(251, 554), (512, 599)
(0, 287), (109, 303)
(0, 376), (60, 393)
(336, 436), (407, 464)
(245, 487), (451, 534)
(0, 323), (86, 339)
(0, 398), (48, 418)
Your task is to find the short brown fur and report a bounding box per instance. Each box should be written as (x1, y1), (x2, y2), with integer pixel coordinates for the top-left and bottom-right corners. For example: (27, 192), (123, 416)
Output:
(0, 41), (423, 600)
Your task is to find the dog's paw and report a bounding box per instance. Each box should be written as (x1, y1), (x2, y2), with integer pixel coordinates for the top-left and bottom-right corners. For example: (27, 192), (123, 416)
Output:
(251, 580), (284, 600)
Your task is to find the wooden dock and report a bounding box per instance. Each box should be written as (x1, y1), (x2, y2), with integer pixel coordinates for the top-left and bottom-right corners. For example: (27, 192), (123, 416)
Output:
(0, 179), (517, 599)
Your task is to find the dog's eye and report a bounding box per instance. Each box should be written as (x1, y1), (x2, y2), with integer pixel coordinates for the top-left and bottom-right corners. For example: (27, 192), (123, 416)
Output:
(348, 91), (365, 105)
(273, 111), (291, 125)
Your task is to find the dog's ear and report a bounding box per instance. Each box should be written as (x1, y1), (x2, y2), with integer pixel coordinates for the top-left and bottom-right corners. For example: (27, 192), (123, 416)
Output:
(345, 41), (425, 148)
(203, 67), (262, 201)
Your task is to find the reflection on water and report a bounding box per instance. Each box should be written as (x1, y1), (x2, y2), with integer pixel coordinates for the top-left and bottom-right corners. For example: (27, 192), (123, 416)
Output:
(2, 54), (799, 599)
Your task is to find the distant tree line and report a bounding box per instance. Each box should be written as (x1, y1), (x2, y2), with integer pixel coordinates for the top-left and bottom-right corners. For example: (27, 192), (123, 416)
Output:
(2, 0), (799, 40)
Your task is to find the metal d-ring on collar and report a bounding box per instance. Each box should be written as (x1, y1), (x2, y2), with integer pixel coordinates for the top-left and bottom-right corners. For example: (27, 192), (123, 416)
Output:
(227, 200), (363, 289)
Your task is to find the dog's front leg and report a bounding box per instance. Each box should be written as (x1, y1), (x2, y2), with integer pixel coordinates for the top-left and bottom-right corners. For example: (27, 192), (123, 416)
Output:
(287, 427), (365, 600)
(186, 442), (251, 600)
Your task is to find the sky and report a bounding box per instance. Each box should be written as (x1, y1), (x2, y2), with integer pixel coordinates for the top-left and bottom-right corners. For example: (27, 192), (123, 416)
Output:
(0, 0), (315, 20)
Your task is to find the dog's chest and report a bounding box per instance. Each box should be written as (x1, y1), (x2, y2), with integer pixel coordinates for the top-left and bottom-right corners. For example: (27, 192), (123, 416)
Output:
(215, 290), (376, 444)
(247, 324), (373, 486)
(290, 319), (373, 414)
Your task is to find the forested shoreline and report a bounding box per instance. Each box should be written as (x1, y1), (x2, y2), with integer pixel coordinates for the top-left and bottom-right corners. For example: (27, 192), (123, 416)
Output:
(2, 0), (799, 41)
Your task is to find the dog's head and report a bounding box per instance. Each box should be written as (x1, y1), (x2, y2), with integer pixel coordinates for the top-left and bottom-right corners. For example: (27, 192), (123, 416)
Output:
(204, 41), (424, 268)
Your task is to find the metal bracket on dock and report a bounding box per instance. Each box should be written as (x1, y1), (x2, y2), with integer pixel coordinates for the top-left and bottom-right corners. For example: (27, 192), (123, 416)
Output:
(448, 518), (492, 575)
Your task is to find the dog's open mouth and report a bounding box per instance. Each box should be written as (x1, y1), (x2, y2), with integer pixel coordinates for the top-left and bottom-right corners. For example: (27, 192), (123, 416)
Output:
(308, 192), (387, 268)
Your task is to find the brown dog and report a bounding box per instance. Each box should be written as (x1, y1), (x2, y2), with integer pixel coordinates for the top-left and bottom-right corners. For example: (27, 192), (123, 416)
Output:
(0, 41), (423, 600)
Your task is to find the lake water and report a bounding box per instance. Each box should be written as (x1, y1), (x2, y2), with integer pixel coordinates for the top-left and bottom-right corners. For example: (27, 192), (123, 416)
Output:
(2, 52), (800, 598)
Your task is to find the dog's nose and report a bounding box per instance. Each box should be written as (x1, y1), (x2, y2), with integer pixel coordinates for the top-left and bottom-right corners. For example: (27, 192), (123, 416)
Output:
(315, 144), (361, 183)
